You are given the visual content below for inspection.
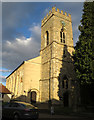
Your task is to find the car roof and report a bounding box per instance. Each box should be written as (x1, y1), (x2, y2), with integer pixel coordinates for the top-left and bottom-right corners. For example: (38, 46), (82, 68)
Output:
(12, 101), (34, 106)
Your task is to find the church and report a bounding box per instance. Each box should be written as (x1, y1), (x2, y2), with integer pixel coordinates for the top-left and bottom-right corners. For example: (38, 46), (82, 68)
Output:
(6, 7), (77, 108)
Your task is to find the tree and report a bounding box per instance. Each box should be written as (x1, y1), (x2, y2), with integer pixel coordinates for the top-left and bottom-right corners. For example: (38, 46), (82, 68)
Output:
(73, 1), (94, 106)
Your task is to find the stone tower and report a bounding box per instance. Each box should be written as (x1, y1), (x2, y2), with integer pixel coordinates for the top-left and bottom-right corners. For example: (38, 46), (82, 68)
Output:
(40, 7), (76, 107)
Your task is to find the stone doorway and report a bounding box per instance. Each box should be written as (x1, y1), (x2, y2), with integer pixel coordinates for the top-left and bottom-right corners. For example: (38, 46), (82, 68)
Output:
(31, 91), (37, 103)
(63, 92), (69, 107)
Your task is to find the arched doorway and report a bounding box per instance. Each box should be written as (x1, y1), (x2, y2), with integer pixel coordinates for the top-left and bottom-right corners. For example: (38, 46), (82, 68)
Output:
(31, 91), (37, 103)
(63, 92), (69, 107)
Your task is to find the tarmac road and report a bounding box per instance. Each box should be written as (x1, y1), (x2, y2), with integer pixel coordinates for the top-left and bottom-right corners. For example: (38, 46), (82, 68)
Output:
(38, 113), (94, 120)
(1, 113), (94, 120)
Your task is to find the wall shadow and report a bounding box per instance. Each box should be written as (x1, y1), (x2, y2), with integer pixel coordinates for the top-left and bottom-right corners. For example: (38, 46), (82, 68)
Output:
(57, 45), (80, 109)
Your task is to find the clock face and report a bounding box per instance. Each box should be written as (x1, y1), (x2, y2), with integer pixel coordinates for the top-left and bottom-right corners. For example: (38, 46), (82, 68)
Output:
(61, 21), (65, 26)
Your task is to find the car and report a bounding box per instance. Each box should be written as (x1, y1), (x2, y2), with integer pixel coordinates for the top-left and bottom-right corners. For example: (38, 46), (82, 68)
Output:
(2, 101), (39, 120)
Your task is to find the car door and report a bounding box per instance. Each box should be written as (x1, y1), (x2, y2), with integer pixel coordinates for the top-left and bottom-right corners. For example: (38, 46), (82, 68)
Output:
(11, 102), (22, 118)
(2, 103), (10, 118)
(2, 102), (13, 119)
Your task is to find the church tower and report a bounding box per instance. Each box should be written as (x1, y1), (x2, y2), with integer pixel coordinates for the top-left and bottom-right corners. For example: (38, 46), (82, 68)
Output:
(40, 7), (76, 107)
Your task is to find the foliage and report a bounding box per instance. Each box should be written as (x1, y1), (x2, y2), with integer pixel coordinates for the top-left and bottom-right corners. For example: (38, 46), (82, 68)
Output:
(73, 2), (94, 85)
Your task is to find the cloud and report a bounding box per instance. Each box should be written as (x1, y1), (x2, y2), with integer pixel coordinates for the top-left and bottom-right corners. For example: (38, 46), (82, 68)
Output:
(2, 2), (36, 42)
(6, 36), (32, 47)
(29, 24), (41, 37)
(0, 76), (6, 79)
(0, 76), (6, 83)
(0, 69), (11, 72)
(2, 24), (41, 70)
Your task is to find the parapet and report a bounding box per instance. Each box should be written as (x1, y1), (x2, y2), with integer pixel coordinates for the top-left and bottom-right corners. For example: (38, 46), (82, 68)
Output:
(41, 7), (72, 26)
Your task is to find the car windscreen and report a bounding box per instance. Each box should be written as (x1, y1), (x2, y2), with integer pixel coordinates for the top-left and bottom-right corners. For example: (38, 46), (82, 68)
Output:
(25, 105), (35, 109)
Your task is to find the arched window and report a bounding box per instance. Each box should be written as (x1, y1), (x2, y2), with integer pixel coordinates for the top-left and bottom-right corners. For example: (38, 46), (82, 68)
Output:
(62, 75), (68, 89)
(45, 31), (49, 45)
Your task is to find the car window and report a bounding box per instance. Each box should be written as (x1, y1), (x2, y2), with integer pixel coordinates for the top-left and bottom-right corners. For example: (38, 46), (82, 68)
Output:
(13, 103), (20, 107)
(3, 103), (10, 107)
(20, 103), (26, 108)
(9, 103), (20, 107)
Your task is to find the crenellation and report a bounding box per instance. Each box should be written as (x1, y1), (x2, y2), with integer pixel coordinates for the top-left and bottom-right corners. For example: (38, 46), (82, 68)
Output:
(42, 20), (44, 24)
(47, 13), (48, 17)
(44, 17), (46, 20)
(64, 12), (67, 16)
(57, 8), (60, 12)
(61, 10), (63, 14)
(52, 6), (56, 13)
(42, 7), (72, 26)
(68, 13), (71, 19)
(49, 10), (51, 14)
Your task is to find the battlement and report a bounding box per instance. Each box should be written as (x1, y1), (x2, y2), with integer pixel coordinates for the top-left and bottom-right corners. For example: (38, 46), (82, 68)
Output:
(41, 7), (71, 26)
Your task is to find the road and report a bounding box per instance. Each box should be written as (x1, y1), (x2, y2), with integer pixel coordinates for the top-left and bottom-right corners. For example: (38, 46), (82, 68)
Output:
(1, 112), (94, 120)
(38, 113), (94, 120)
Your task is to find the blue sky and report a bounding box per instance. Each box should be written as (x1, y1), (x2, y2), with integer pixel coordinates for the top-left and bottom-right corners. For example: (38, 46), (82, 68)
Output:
(1, 2), (84, 85)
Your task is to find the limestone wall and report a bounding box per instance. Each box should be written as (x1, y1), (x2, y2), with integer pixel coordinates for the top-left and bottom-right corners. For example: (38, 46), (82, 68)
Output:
(24, 56), (41, 102)
(6, 63), (24, 99)
(40, 7), (75, 104)
(6, 56), (41, 102)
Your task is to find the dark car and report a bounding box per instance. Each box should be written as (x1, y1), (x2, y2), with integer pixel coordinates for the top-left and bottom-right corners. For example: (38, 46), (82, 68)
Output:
(2, 101), (39, 120)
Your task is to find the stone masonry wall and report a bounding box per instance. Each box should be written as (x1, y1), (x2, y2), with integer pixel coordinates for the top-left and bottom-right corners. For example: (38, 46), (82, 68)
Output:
(40, 7), (75, 105)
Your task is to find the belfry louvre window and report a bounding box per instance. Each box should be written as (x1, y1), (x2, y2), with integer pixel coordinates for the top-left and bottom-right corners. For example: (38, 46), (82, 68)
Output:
(60, 32), (62, 42)
(60, 32), (65, 43)
(46, 31), (49, 45)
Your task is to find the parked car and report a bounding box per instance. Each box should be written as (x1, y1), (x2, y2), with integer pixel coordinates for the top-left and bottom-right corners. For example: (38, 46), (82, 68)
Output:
(2, 101), (39, 120)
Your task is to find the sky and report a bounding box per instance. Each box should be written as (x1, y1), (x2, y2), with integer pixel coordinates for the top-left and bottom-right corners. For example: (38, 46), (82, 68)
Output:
(1, 2), (84, 85)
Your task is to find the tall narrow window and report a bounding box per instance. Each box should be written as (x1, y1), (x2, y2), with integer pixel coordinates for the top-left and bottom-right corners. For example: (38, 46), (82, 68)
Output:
(63, 32), (65, 43)
(60, 32), (65, 43)
(62, 75), (68, 89)
(66, 80), (68, 89)
(60, 32), (62, 42)
(46, 31), (49, 45)
(62, 80), (64, 88)
(63, 49), (66, 57)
